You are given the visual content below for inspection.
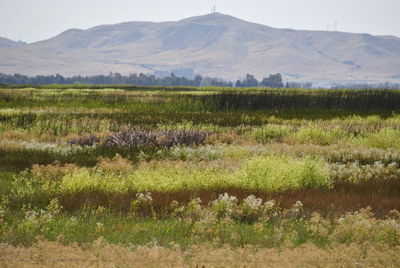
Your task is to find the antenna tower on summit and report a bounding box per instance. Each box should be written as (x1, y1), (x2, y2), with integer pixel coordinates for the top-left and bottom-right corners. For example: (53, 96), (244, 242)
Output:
(213, 5), (216, 13)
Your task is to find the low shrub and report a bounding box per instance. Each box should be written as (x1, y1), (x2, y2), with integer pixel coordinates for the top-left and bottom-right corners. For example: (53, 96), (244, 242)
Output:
(235, 154), (331, 192)
(325, 147), (400, 165)
(251, 125), (293, 143)
(171, 198), (204, 222)
(355, 128), (400, 149)
(210, 193), (238, 219)
(30, 161), (79, 182)
(234, 195), (265, 223)
(68, 135), (100, 147)
(286, 127), (348, 146)
(169, 145), (222, 161)
(130, 192), (154, 218)
(330, 161), (400, 184)
(331, 207), (400, 245)
(103, 129), (209, 148)
(94, 154), (134, 175)
(60, 169), (129, 194)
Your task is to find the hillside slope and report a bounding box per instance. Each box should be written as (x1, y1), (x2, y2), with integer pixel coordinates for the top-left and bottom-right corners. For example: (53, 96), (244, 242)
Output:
(1, 13), (399, 84)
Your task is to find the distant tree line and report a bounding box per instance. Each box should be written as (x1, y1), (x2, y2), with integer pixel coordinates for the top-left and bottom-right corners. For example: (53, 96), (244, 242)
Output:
(331, 82), (400, 90)
(3, 72), (399, 89)
(0, 72), (236, 87)
(0, 72), (291, 88)
(0, 73), (217, 87)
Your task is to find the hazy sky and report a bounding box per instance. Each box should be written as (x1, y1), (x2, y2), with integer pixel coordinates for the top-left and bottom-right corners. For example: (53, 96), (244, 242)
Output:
(1, 0), (399, 43)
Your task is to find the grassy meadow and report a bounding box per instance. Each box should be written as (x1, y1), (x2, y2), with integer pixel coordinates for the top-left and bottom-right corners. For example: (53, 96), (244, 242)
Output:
(1, 86), (400, 267)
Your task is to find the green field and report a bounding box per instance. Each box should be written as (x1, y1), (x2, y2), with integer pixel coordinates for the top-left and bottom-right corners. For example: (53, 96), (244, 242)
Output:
(1, 86), (400, 266)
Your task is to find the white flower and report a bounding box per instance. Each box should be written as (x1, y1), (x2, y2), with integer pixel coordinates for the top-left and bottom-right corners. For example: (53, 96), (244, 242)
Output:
(265, 200), (275, 209)
(294, 201), (303, 208)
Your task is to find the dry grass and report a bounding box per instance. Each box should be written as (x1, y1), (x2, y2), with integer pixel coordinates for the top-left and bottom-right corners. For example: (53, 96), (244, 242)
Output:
(1, 239), (399, 267)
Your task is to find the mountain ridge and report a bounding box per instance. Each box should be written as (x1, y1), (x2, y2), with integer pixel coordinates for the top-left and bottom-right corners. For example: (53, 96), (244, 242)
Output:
(0, 37), (26, 48)
(1, 13), (400, 84)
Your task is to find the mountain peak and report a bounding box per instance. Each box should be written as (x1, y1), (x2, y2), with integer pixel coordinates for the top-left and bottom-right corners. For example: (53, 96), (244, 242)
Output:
(180, 12), (245, 25)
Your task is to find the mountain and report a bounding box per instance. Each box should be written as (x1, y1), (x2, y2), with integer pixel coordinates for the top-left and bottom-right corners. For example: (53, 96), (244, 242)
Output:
(1, 13), (400, 84)
(0, 37), (25, 48)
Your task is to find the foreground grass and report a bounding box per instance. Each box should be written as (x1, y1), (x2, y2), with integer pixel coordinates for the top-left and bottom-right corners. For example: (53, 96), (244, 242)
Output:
(1, 240), (399, 268)
(1, 195), (399, 247)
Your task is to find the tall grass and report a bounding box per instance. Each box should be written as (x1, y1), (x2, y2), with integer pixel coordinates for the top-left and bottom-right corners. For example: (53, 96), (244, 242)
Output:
(1, 87), (400, 112)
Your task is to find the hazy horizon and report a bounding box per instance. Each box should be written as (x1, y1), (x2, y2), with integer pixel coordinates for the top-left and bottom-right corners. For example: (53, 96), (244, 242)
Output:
(1, 0), (399, 43)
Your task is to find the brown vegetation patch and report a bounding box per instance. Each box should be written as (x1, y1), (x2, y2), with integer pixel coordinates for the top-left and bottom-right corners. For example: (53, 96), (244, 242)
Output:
(60, 188), (400, 217)
(0, 239), (399, 267)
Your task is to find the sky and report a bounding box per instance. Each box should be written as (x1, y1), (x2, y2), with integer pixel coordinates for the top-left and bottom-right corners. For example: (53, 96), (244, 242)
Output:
(0, 0), (399, 43)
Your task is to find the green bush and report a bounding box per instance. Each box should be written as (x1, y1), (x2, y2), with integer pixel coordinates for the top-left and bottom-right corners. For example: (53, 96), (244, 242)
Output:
(251, 125), (293, 143)
(60, 169), (129, 194)
(60, 165), (230, 194)
(355, 128), (400, 149)
(289, 127), (348, 145)
(234, 154), (331, 192)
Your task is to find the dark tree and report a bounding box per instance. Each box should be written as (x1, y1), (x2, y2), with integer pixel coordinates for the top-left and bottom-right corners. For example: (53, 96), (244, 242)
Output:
(235, 74), (259, 87)
(260, 73), (284, 88)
